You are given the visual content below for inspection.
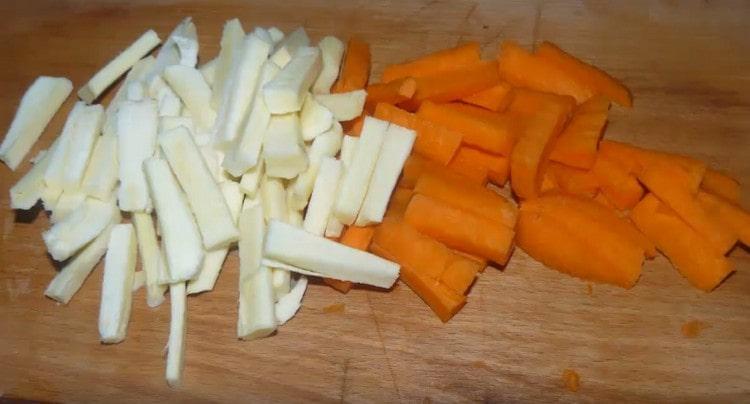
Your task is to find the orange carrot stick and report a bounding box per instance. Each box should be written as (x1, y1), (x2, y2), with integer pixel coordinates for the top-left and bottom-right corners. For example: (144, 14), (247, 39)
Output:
(374, 103), (461, 165)
(440, 257), (482, 295)
(365, 77), (417, 113)
(451, 147), (510, 186)
(631, 194), (735, 291)
(414, 172), (517, 229)
(404, 194), (515, 265)
(517, 195), (645, 288)
(535, 41), (633, 107)
(498, 41), (595, 104)
(447, 153), (490, 185)
(508, 88), (577, 118)
(332, 38), (371, 93)
(384, 187), (413, 219)
(417, 101), (516, 155)
(638, 163), (736, 255)
(591, 154), (643, 210)
(381, 42), (481, 83)
(701, 169), (741, 204)
(402, 61), (500, 110)
(546, 162), (599, 198)
(461, 81), (514, 112)
(697, 191), (749, 247)
(399, 154), (487, 189)
(549, 95), (610, 169)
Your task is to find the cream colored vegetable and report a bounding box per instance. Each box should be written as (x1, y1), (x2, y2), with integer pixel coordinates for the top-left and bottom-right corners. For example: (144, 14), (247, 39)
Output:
(269, 27), (309, 68)
(166, 282), (187, 387)
(163, 65), (216, 130)
(116, 100), (158, 212)
(263, 46), (321, 114)
(132, 212), (167, 308)
(211, 18), (245, 109)
(98, 223), (137, 344)
(262, 114), (308, 179)
(81, 134), (119, 200)
(303, 157), (342, 236)
(312, 36), (345, 94)
(43, 198), (116, 262)
(314, 90), (366, 122)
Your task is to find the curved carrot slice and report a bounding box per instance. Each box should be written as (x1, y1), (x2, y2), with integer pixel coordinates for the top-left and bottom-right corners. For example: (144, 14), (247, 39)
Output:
(417, 101), (516, 155)
(451, 147), (509, 186)
(402, 61), (500, 110)
(697, 191), (749, 247)
(365, 77), (417, 113)
(549, 95), (610, 169)
(381, 42), (481, 83)
(535, 42), (633, 107)
(374, 103), (461, 165)
(591, 154), (643, 210)
(631, 194), (734, 291)
(399, 154), (487, 189)
(332, 38), (371, 93)
(701, 169), (740, 204)
(546, 162), (599, 198)
(461, 82), (514, 112)
(404, 194), (515, 265)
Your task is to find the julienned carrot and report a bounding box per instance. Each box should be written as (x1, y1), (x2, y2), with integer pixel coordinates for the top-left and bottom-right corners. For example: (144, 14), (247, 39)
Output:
(498, 41), (595, 104)
(399, 154), (487, 189)
(510, 103), (571, 199)
(384, 187), (413, 219)
(461, 82), (514, 112)
(545, 162), (599, 198)
(549, 95), (610, 169)
(372, 218), (463, 280)
(701, 169), (741, 204)
(517, 195), (645, 288)
(332, 38), (371, 93)
(593, 191), (617, 211)
(401, 61), (500, 110)
(697, 191), (750, 247)
(324, 226), (376, 293)
(508, 88), (577, 118)
(413, 171), (517, 229)
(638, 163), (736, 255)
(381, 42), (481, 83)
(441, 257), (482, 295)
(535, 41), (633, 107)
(404, 194), (515, 265)
(591, 154), (644, 210)
(417, 101), (516, 155)
(631, 194), (735, 291)
(451, 146), (510, 186)
(374, 103), (461, 165)
(447, 153), (490, 185)
(365, 77), (417, 113)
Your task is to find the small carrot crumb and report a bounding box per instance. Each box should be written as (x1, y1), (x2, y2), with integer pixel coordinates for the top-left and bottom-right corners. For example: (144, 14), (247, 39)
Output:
(681, 320), (709, 338)
(323, 303), (346, 314)
(586, 284), (593, 296)
(562, 369), (580, 392)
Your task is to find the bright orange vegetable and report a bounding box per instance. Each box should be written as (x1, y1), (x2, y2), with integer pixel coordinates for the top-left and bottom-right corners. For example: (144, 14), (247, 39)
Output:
(365, 77), (417, 113)
(545, 162), (599, 198)
(404, 194), (515, 265)
(638, 163), (736, 255)
(461, 82), (514, 112)
(697, 191), (750, 247)
(401, 61), (501, 110)
(591, 154), (644, 210)
(498, 41), (595, 104)
(344, 114), (366, 136)
(374, 103), (462, 165)
(381, 42), (481, 83)
(417, 101), (516, 155)
(517, 194), (645, 288)
(399, 154), (487, 189)
(413, 171), (517, 229)
(549, 96), (610, 169)
(440, 257), (482, 295)
(630, 194), (735, 291)
(508, 88), (577, 118)
(384, 187), (413, 219)
(332, 38), (371, 93)
(451, 147), (509, 186)
(447, 153), (490, 185)
(535, 41), (633, 107)
(701, 169), (741, 204)
(323, 278), (353, 294)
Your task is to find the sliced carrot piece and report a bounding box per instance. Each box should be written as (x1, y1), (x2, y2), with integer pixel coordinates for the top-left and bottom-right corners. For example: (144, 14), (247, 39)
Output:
(340, 226), (376, 251)
(631, 194), (735, 291)
(451, 147), (509, 186)
(332, 38), (371, 93)
(508, 88), (577, 118)
(517, 195), (645, 288)
(402, 61), (500, 110)
(381, 42), (481, 83)
(545, 162), (599, 198)
(440, 257), (481, 295)
(638, 163), (736, 255)
(404, 194), (515, 265)
(384, 187), (413, 219)
(399, 154), (487, 189)
(591, 154), (643, 210)
(414, 171), (517, 229)
(343, 114), (366, 136)
(391, 256), (466, 323)
(374, 103), (461, 165)
(498, 41), (595, 104)
(461, 81), (514, 112)
(365, 77), (417, 113)
(535, 41), (633, 107)
(417, 101), (516, 155)
(593, 191), (618, 211)
(697, 191), (749, 247)
(323, 278), (353, 293)
(549, 95), (610, 169)
(447, 153), (490, 185)
(701, 169), (740, 204)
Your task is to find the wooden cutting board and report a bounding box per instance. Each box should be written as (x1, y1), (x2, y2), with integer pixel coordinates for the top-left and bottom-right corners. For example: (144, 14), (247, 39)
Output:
(1, 0), (749, 401)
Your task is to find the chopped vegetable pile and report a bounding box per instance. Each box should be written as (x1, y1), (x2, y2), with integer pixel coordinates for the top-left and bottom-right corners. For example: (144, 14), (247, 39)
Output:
(2, 16), (749, 388)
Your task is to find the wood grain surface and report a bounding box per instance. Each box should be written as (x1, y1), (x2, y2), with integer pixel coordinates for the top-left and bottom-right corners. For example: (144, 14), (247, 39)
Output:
(1, 0), (749, 402)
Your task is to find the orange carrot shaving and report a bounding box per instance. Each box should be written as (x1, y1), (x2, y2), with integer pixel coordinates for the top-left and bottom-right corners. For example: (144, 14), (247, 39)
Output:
(404, 194), (515, 265)
(381, 42), (481, 83)
(365, 77), (417, 113)
(697, 191), (750, 247)
(461, 82), (514, 112)
(545, 162), (599, 198)
(332, 38), (371, 93)
(590, 154), (643, 210)
(549, 95), (610, 169)
(413, 172), (517, 229)
(630, 194), (735, 291)
(374, 103), (461, 165)
(701, 169), (740, 204)
(535, 41), (633, 107)
(451, 147), (509, 186)
(440, 257), (482, 295)
(417, 101), (516, 155)
(401, 61), (500, 110)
